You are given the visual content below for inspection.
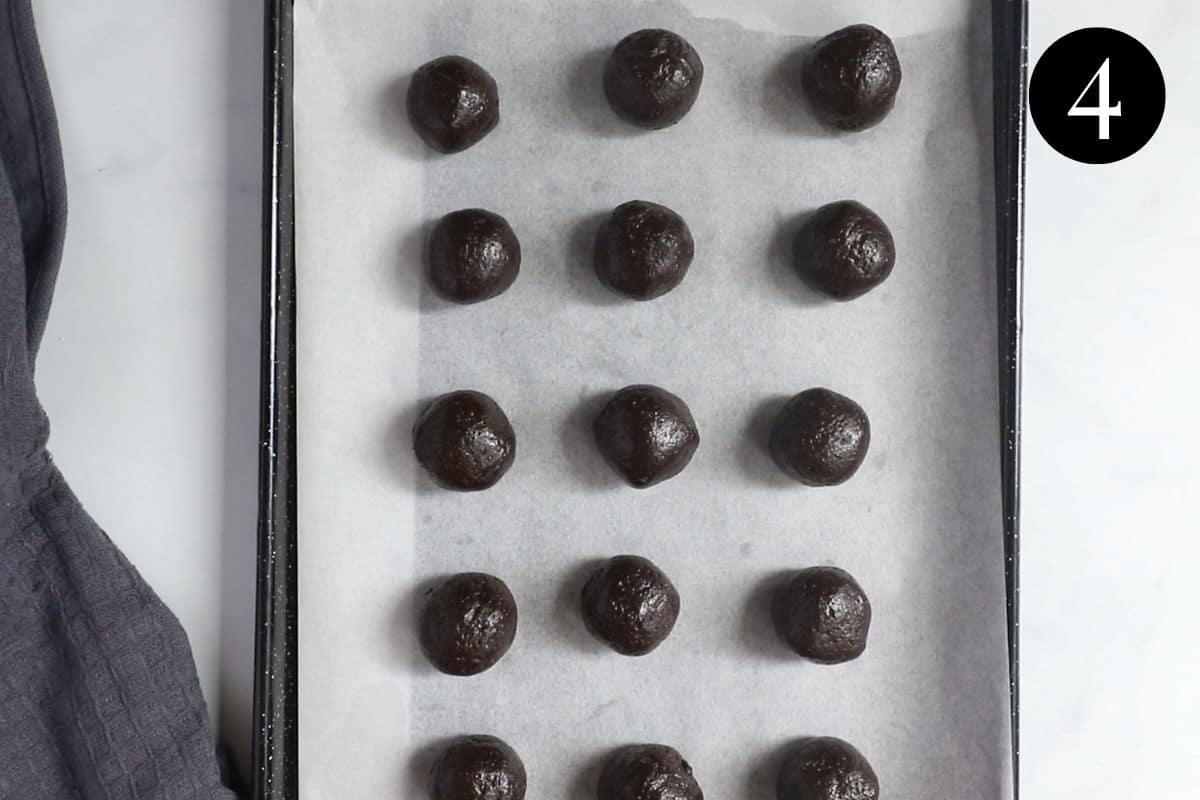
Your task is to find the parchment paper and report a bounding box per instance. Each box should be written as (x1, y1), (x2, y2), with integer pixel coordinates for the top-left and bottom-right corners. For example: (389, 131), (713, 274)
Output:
(294, 1), (1013, 798)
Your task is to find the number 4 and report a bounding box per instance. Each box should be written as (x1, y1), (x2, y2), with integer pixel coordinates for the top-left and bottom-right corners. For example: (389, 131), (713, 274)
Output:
(1068, 58), (1122, 140)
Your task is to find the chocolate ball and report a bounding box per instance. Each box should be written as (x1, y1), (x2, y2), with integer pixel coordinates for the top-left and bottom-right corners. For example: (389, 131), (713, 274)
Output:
(771, 567), (871, 664)
(794, 201), (895, 300)
(603, 29), (704, 129)
(581, 555), (680, 656)
(593, 385), (700, 488)
(429, 209), (521, 303)
(768, 389), (870, 486)
(801, 25), (901, 132)
(420, 573), (518, 676)
(431, 735), (527, 800)
(407, 56), (500, 153)
(594, 201), (694, 300)
(776, 737), (878, 800)
(413, 391), (516, 491)
(599, 744), (703, 800)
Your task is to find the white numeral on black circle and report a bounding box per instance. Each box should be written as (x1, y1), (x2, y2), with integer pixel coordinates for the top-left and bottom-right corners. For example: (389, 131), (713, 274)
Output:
(1068, 58), (1122, 140)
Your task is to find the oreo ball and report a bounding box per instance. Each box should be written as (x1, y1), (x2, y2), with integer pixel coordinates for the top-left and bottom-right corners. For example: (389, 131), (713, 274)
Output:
(604, 29), (704, 129)
(581, 556), (680, 656)
(413, 391), (516, 491)
(431, 735), (526, 800)
(593, 385), (699, 488)
(801, 25), (901, 132)
(420, 572), (517, 676)
(771, 567), (871, 664)
(429, 209), (521, 303)
(794, 201), (895, 300)
(599, 744), (703, 800)
(407, 55), (500, 153)
(776, 737), (878, 800)
(768, 389), (870, 486)
(594, 201), (694, 300)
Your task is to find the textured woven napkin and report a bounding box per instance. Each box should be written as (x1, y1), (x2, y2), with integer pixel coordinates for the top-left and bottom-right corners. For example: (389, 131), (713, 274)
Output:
(0, 3), (239, 797)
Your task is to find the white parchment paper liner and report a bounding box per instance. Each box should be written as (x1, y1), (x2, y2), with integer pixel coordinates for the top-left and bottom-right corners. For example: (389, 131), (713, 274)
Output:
(295, 1), (1012, 797)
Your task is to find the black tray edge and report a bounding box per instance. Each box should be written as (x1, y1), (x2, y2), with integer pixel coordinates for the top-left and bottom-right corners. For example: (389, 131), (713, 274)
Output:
(254, 1), (297, 798)
(254, 1), (1027, 796)
(992, 0), (1026, 794)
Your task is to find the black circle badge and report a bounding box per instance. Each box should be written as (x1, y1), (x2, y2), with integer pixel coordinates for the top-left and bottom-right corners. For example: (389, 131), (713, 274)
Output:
(1030, 28), (1165, 164)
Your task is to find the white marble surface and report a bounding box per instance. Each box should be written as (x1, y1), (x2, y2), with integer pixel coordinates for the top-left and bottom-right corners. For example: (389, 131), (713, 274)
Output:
(23, 0), (1200, 795)
(1022, 3), (1200, 796)
(30, 0), (262, 781)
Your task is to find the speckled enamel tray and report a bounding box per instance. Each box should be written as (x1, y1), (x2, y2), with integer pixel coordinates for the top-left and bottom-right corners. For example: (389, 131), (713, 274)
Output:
(255, 1), (1026, 796)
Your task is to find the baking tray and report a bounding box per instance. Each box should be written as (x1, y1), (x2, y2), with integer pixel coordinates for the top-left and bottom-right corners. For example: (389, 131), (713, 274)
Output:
(253, 0), (1026, 797)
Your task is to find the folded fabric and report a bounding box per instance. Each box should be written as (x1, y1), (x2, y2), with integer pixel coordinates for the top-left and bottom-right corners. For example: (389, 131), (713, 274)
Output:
(0, 3), (239, 798)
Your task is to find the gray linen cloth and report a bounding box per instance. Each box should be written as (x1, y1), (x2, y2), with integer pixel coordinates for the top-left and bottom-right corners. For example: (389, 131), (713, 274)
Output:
(1, 2), (241, 798)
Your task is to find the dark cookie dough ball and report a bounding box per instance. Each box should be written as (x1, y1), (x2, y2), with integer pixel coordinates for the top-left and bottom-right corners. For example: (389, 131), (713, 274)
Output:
(581, 555), (680, 656)
(413, 390), (516, 491)
(420, 573), (518, 676)
(431, 735), (527, 800)
(794, 201), (895, 300)
(801, 25), (901, 132)
(768, 389), (870, 486)
(429, 209), (521, 303)
(771, 567), (871, 664)
(776, 737), (878, 800)
(599, 744), (703, 800)
(604, 29), (704, 129)
(407, 55), (500, 153)
(594, 201), (694, 300)
(593, 385), (700, 488)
